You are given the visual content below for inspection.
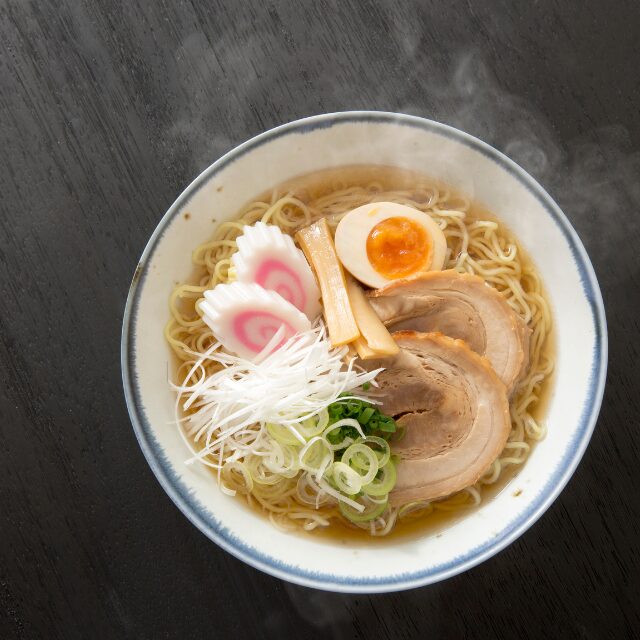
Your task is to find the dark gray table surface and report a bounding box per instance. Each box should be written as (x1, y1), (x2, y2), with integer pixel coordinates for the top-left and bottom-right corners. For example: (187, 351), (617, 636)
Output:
(1, 1), (639, 638)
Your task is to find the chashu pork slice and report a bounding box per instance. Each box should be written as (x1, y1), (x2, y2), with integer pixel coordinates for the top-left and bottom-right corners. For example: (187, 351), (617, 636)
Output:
(367, 270), (531, 394)
(364, 331), (511, 505)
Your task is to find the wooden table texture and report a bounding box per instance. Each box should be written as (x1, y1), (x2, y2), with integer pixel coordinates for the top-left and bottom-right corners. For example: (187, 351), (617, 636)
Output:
(1, 1), (639, 638)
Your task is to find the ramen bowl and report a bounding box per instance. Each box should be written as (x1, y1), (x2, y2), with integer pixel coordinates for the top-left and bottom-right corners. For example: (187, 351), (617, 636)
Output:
(121, 112), (606, 593)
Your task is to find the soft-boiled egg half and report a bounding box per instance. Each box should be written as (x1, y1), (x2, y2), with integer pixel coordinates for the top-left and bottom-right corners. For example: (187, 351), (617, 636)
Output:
(334, 202), (447, 288)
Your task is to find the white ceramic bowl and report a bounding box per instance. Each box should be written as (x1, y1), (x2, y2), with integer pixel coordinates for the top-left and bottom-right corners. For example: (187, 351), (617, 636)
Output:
(121, 112), (607, 593)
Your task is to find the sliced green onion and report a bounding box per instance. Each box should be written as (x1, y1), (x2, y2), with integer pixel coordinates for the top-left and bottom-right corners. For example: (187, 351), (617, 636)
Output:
(296, 408), (329, 439)
(325, 436), (357, 452)
(322, 418), (365, 441)
(377, 419), (397, 433)
(299, 437), (332, 478)
(266, 422), (303, 446)
(316, 408), (329, 430)
(297, 418), (322, 439)
(341, 443), (378, 486)
(296, 473), (329, 507)
(365, 493), (390, 505)
(360, 436), (391, 467)
(245, 456), (283, 485)
(262, 443), (299, 478)
(362, 460), (397, 497)
(339, 495), (388, 522)
(330, 462), (363, 495)
(359, 407), (375, 424)
(317, 477), (365, 512)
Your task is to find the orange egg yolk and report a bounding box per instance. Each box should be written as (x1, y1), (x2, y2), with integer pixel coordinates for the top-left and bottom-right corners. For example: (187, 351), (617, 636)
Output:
(366, 216), (432, 279)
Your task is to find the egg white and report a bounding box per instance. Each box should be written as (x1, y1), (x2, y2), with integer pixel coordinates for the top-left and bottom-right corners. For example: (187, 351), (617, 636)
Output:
(334, 202), (447, 289)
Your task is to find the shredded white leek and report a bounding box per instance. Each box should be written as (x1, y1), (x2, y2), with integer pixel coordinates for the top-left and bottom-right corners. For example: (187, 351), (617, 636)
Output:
(172, 320), (380, 465)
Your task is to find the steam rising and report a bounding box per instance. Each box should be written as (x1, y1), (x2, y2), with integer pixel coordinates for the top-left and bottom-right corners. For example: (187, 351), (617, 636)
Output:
(280, 584), (351, 636)
(410, 52), (640, 285)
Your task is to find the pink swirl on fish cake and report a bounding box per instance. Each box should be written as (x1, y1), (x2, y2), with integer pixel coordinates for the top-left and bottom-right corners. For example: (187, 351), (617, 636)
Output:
(232, 310), (295, 354)
(254, 259), (307, 312)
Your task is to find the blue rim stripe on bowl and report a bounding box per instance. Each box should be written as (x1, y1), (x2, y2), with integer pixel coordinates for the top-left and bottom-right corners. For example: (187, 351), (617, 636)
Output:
(121, 112), (607, 593)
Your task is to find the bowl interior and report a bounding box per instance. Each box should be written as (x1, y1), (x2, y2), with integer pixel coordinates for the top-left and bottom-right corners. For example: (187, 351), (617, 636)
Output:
(123, 113), (605, 592)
